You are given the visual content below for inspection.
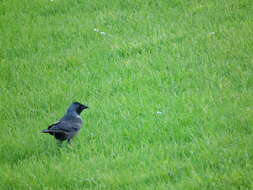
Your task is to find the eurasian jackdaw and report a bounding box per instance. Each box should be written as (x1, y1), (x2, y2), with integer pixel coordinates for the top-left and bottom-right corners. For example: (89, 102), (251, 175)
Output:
(42, 102), (88, 143)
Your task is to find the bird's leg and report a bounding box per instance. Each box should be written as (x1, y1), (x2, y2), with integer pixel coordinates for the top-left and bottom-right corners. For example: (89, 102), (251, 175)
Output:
(67, 139), (72, 144)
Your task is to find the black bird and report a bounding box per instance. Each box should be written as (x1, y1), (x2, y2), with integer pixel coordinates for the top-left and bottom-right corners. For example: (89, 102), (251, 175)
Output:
(42, 102), (88, 143)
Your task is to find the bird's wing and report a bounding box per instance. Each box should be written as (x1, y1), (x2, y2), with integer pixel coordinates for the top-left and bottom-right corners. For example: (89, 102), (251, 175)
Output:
(48, 122), (60, 129)
(47, 121), (79, 132)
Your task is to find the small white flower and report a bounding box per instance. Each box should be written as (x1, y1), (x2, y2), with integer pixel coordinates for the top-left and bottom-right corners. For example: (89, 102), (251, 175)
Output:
(157, 111), (162, 114)
(209, 32), (215, 35)
(93, 28), (108, 35)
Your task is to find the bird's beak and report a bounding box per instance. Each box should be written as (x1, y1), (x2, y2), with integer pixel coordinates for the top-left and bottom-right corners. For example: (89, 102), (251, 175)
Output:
(81, 105), (89, 110)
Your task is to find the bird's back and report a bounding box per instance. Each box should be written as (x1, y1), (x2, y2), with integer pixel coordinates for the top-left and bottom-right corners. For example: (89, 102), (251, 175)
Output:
(51, 116), (83, 132)
(45, 116), (83, 141)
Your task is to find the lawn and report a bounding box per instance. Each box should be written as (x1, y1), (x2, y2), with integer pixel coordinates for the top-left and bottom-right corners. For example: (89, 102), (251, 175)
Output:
(0, 0), (252, 189)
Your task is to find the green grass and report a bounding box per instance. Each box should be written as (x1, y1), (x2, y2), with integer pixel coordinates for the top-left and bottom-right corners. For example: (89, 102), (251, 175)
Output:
(0, 0), (253, 189)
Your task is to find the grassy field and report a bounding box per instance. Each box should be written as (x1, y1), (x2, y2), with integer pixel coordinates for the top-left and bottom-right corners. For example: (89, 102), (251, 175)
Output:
(0, 0), (253, 189)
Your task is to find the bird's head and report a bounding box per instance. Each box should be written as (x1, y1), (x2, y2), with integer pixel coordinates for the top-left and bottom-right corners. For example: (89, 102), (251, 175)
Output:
(67, 102), (89, 115)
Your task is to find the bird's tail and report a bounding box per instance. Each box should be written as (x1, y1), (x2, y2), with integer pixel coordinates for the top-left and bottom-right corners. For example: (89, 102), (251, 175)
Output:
(41, 129), (51, 133)
(41, 129), (65, 133)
